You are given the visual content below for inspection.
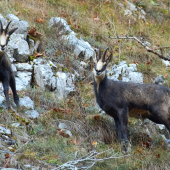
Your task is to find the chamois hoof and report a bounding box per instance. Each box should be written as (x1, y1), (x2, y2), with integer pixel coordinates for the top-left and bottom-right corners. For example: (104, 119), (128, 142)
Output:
(120, 141), (131, 154)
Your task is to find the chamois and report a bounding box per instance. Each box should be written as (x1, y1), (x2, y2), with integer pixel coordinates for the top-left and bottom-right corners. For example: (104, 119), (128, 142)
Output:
(0, 20), (19, 110)
(93, 47), (170, 152)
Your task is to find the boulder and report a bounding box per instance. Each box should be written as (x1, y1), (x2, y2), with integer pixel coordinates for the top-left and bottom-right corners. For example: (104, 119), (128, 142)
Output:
(25, 110), (39, 119)
(15, 72), (32, 91)
(33, 58), (57, 91)
(6, 14), (29, 39)
(8, 33), (30, 62)
(56, 72), (75, 99)
(108, 61), (143, 83)
(19, 96), (34, 110)
(49, 17), (94, 60)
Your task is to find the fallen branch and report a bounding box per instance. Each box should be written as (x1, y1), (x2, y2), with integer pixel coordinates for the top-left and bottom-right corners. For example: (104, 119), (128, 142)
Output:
(54, 148), (130, 170)
(108, 35), (170, 61)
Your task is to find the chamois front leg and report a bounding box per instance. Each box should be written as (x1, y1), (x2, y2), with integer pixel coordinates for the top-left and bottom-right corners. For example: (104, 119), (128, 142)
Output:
(9, 73), (19, 107)
(2, 79), (11, 110)
(114, 108), (131, 153)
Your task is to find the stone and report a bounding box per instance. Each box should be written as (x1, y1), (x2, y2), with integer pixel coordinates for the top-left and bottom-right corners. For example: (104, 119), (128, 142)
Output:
(8, 33), (30, 62)
(56, 72), (75, 99)
(107, 61), (143, 83)
(0, 126), (11, 135)
(153, 75), (165, 85)
(33, 58), (57, 91)
(49, 17), (94, 60)
(15, 71), (32, 91)
(19, 96), (34, 110)
(25, 110), (39, 119)
(14, 63), (33, 72)
(6, 14), (29, 39)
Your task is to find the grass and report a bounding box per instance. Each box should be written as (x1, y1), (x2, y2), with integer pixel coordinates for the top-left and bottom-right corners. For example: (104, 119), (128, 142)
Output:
(0, 0), (170, 169)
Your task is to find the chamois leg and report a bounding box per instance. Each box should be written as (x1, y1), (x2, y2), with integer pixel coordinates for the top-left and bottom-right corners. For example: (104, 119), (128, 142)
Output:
(2, 79), (11, 110)
(9, 73), (19, 107)
(114, 108), (130, 153)
(150, 106), (170, 138)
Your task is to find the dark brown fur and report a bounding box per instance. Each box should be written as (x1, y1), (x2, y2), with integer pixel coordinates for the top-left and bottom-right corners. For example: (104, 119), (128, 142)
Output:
(93, 47), (170, 152)
(0, 20), (19, 110)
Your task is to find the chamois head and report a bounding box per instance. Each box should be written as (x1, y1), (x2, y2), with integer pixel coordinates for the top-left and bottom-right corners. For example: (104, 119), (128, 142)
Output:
(0, 20), (17, 51)
(93, 46), (112, 77)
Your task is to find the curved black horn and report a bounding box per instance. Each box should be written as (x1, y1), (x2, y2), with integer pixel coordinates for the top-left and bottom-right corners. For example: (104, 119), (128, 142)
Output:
(0, 20), (3, 34)
(99, 45), (102, 60)
(102, 47), (109, 61)
(4, 20), (12, 33)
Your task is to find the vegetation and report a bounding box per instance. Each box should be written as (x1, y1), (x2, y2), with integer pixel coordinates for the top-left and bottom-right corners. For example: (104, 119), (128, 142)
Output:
(1, 0), (170, 169)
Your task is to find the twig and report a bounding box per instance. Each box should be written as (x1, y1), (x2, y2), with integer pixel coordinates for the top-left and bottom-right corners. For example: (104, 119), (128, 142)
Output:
(53, 148), (130, 170)
(108, 35), (170, 61)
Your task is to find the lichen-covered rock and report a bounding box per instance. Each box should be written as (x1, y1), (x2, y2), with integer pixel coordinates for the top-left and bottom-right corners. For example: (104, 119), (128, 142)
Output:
(25, 110), (39, 119)
(6, 14), (29, 39)
(8, 33), (30, 62)
(15, 71), (32, 91)
(107, 61), (143, 83)
(49, 17), (94, 60)
(56, 72), (75, 99)
(19, 96), (34, 110)
(33, 58), (57, 91)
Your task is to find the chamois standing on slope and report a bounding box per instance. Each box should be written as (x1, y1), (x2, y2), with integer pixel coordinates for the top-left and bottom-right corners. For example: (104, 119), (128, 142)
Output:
(93, 47), (170, 152)
(0, 20), (19, 110)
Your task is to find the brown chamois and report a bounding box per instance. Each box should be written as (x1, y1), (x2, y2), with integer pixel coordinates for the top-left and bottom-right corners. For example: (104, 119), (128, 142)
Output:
(93, 47), (170, 152)
(0, 20), (19, 110)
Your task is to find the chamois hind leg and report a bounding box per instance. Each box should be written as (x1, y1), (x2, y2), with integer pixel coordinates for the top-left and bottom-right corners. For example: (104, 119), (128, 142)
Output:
(9, 73), (19, 107)
(2, 79), (11, 110)
(150, 106), (170, 138)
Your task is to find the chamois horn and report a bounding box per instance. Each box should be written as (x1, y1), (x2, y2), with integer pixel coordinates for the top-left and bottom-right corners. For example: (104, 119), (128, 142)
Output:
(4, 20), (12, 33)
(102, 47), (109, 61)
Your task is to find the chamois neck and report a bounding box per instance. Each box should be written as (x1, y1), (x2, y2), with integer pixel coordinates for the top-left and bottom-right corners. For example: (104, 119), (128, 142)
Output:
(94, 70), (106, 93)
(0, 51), (4, 58)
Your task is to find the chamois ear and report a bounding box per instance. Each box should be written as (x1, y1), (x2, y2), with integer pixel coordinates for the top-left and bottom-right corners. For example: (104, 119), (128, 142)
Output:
(93, 48), (98, 63)
(8, 27), (18, 36)
(106, 52), (113, 65)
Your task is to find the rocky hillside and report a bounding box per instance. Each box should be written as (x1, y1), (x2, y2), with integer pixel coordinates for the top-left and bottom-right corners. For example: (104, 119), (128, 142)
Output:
(0, 0), (170, 169)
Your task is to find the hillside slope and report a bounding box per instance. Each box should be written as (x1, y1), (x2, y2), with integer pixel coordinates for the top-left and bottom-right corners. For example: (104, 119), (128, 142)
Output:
(0, 0), (170, 169)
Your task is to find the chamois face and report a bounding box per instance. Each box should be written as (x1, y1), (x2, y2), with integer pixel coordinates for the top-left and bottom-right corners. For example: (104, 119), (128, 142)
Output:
(0, 20), (17, 51)
(93, 47), (112, 77)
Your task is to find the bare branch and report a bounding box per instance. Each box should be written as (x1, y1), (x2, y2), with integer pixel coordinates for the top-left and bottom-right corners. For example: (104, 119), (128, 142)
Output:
(108, 35), (170, 61)
(54, 148), (130, 170)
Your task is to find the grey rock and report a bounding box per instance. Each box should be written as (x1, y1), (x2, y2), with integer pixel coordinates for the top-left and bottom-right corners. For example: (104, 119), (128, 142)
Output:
(153, 75), (165, 85)
(8, 33), (30, 62)
(33, 58), (57, 91)
(162, 59), (170, 67)
(107, 61), (143, 83)
(58, 122), (67, 130)
(15, 63), (33, 72)
(11, 123), (21, 127)
(128, 72), (143, 83)
(6, 14), (20, 21)
(0, 126), (11, 135)
(56, 72), (75, 99)
(25, 110), (39, 119)
(6, 14), (29, 39)
(49, 17), (94, 60)
(0, 95), (5, 105)
(20, 96), (34, 110)
(0, 14), (7, 27)
(15, 71), (32, 91)
(49, 17), (74, 35)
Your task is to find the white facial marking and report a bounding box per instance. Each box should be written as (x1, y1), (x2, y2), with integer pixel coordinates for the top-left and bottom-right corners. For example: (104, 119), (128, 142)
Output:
(96, 59), (103, 71)
(0, 32), (6, 46)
